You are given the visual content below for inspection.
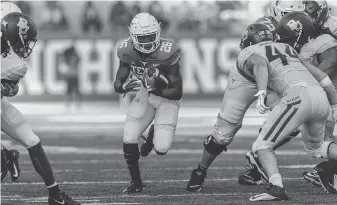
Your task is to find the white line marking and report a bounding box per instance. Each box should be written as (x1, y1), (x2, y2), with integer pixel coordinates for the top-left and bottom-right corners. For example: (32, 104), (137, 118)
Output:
(1, 177), (303, 186)
(6, 146), (309, 156)
(18, 164), (316, 174)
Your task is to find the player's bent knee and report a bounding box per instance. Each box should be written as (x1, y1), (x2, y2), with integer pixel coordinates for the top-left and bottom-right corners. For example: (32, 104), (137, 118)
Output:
(305, 141), (332, 159)
(154, 149), (167, 156)
(252, 139), (273, 153)
(203, 135), (227, 156)
(153, 125), (174, 155)
(23, 133), (40, 148)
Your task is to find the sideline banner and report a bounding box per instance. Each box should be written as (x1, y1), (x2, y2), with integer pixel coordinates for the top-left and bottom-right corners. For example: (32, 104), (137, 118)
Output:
(14, 37), (241, 100)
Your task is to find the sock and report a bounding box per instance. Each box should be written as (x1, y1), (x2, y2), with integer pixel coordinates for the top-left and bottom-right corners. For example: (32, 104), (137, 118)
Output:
(47, 183), (61, 200)
(269, 173), (283, 188)
(27, 142), (61, 198)
(197, 164), (207, 173)
(123, 143), (141, 183)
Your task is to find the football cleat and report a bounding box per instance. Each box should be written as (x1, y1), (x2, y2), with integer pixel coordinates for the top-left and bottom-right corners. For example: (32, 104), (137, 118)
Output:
(315, 162), (337, 194)
(140, 124), (154, 157)
(245, 151), (268, 181)
(48, 192), (81, 205)
(303, 170), (321, 187)
(249, 183), (289, 201)
(7, 149), (20, 182)
(238, 164), (263, 185)
(123, 180), (144, 193)
(186, 169), (207, 192)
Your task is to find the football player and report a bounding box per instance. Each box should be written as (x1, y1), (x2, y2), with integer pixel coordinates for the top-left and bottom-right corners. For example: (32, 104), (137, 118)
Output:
(1, 1), (23, 183)
(114, 13), (183, 193)
(1, 12), (80, 205)
(239, 0), (337, 189)
(185, 0), (305, 192)
(249, 12), (337, 201)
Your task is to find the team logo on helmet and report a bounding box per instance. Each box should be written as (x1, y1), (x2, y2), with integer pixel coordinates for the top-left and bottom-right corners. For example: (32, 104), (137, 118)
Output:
(17, 17), (29, 37)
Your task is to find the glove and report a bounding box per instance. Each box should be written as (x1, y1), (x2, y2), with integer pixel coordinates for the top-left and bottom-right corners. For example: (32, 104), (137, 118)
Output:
(332, 104), (337, 122)
(254, 90), (270, 114)
(1, 79), (19, 98)
(122, 78), (141, 98)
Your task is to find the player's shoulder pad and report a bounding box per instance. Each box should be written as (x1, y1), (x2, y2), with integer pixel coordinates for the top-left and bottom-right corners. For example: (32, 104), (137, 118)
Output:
(1, 52), (28, 80)
(313, 34), (337, 54)
(238, 42), (270, 68)
(324, 15), (337, 36)
(157, 39), (182, 66)
(116, 37), (134, 64)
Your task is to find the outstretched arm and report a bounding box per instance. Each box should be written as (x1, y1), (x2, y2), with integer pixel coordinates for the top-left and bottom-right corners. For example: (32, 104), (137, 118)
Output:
(246, 54), (269, 91)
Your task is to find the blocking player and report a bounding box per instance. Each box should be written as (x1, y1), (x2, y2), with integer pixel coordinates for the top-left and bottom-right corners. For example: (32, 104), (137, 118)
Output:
(1, 1), (23, 183)
(185, 0), (305, 192)
(249, 12), (337, 201)
(1, 12), (80, 205)
(239, 0), (337, 188)
(114, 13), (183, 193)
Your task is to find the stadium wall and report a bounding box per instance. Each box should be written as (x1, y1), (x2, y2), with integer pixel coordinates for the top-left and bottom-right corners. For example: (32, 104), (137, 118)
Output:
(13, 37), (241, 101)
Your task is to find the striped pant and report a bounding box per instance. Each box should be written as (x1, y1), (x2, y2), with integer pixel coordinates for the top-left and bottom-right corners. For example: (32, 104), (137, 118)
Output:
(254, 85), (330, 151)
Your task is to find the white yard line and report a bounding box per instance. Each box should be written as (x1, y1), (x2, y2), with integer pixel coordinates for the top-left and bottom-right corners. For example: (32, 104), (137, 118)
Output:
(2, 177), (303, 186)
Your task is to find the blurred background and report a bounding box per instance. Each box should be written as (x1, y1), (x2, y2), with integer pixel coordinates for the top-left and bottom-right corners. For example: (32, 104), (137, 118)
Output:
(6, 0), (337, 107)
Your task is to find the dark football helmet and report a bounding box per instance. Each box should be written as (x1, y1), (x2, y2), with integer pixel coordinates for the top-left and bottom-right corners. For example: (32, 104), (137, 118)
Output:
(304, 0), (330, 28)
(276, 11), (315, 51)
(1, 12), (37, 59)
(239, 23), (274, 50)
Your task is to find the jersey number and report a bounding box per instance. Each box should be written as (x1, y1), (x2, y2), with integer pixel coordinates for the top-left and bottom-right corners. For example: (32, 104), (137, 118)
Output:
(118, 38), (130, 48)
(265, 45), (298, 66)
(160, 42), (172, 53)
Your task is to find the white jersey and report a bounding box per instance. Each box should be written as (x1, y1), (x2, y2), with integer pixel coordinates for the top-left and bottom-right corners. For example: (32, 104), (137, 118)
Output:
(324, 15), (337, 35)
(299, 34), (337, 89)
(1, 52), (28, 81)
(236, 41), (319, 97)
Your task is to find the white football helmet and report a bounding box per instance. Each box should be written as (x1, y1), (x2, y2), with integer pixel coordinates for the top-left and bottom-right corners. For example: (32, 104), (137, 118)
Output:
(129, 13), (161, 54)
(1, 2), (22, 19)
(268, 0), (305, 22)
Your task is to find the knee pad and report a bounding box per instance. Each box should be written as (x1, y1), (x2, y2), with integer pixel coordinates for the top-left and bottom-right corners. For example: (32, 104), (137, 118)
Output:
(305, 141), (332, 159)
(155, 149), (167, 156)
(203, 135), (227, 156)
(252, 139), (273, 153)
(123, 143), (140, 165)
(153, 125), (174, 155)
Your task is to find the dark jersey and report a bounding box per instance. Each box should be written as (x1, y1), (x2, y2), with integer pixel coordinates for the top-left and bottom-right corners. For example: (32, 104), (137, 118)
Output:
(117, 38), (181, 83)
(255, 16), (278, 34)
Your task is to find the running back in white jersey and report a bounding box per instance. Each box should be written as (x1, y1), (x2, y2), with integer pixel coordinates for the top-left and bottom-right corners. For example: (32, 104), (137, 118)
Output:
(237, 41), (319, 96)
(1, 52), (28, 81)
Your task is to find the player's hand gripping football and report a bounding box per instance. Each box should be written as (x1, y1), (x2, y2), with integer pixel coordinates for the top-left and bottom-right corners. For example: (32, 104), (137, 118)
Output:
(254, 90), (270, 114)
(143, 67), (168, 95)
(122, 78), (142, 98)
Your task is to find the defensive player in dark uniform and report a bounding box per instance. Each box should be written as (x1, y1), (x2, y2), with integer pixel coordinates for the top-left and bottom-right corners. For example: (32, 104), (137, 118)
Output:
(185, 0), (306, 192)
(114, 13), (183, 193)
